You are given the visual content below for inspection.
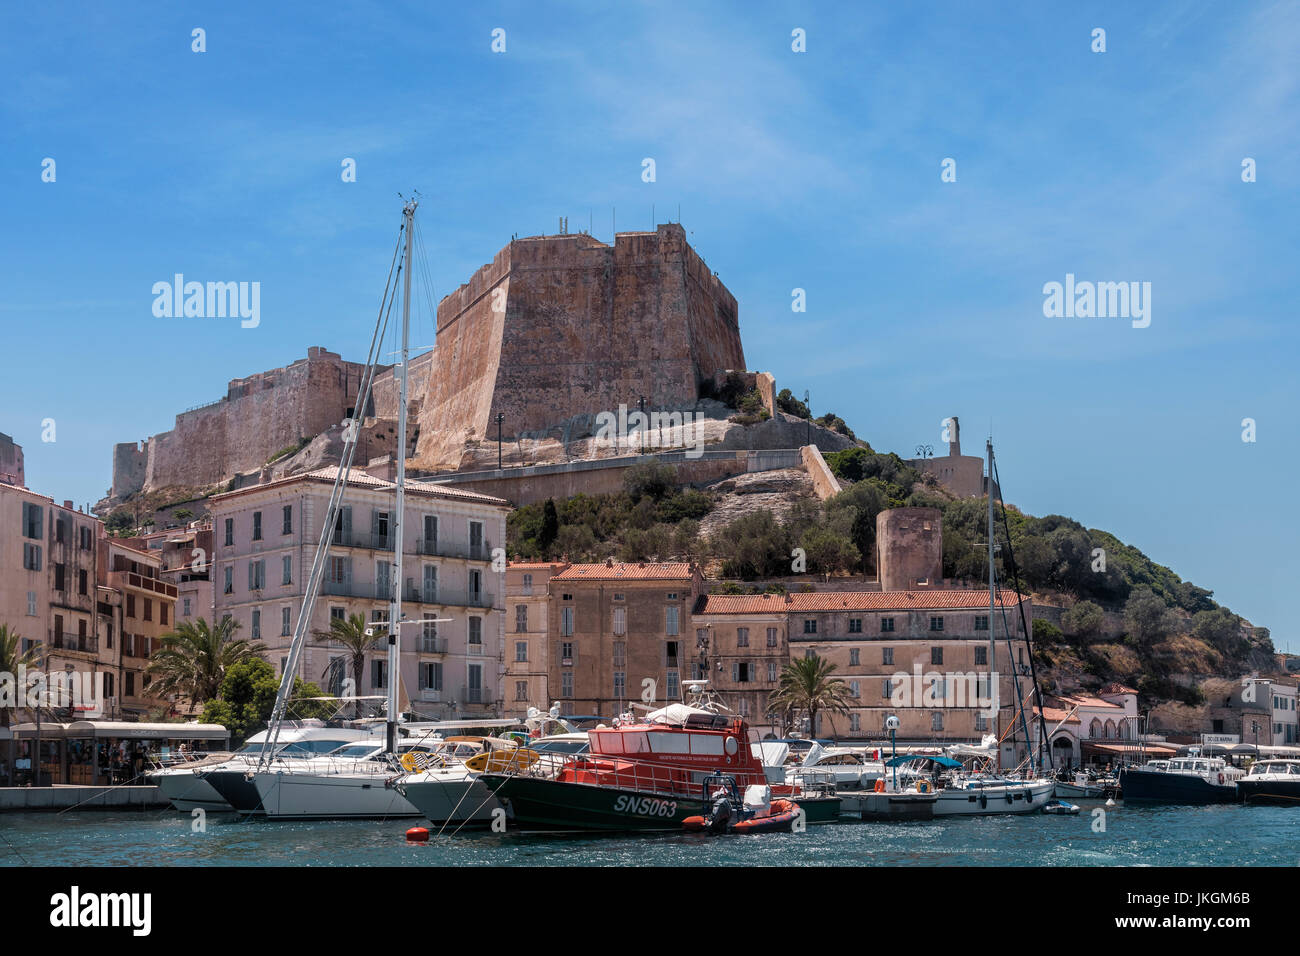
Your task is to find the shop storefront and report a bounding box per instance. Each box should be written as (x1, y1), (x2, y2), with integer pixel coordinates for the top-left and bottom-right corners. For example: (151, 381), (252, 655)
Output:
(63, 721), (230, 786)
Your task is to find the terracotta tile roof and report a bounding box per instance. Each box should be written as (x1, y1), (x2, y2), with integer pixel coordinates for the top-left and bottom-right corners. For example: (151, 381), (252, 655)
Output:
(507, 561), (569, 569)
(697, 588), (1028, 615)
(551, 561), (695, 582)
(1056, 693), (1122, 710)
(211, 466), (510, 507)
(1035, 706), (1081, 724)
(1099, 683), (1139, 696)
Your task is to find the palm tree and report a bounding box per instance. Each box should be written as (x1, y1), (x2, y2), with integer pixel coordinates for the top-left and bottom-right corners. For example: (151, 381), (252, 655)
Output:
(147, 617), (266, 709)
(768, 655), (854, 738)
(0, 623), (41, 728)
(312, 613), (384, 715)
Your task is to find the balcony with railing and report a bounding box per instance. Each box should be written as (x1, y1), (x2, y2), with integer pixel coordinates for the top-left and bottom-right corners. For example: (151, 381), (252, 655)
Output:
(329, 529), (395, 551)
(107, 569), (178, 600)
(417, 538), (494, 562)
(418, 637), (448, 655)
(48, 630), (97, 654)
(402, 584), (495, 609)
(460, 685), (484, 705)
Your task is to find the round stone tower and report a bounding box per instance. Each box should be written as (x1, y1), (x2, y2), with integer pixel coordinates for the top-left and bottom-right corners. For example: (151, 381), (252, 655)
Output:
(876, 507), (943, 590)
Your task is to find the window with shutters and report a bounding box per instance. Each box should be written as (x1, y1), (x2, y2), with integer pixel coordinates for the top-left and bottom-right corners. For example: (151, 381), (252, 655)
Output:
(850, 648), (860, 666)
(880, 617), (895, 633)
(766, 627), (778, 647)
(224, 518), (233, 547)
(22, 502), (43, 539)
(520, 572), (533, 595)
(251, 609), (261, 639)
(736, 627), (749, 647)
(666, 670), (680, 699)
(931, 711), (944, 731)
(515, 640), (528, 663)
(252, 511), (262, 541)
(515, 680), (529, 702)
(613, 672), (626, 699)
(931, 646), (943, 665)
(281, 606), (292, 636)
(612, 606), (626, 635)
(282, 554), (292, 586)
(516, 604), (528, 632)
(561, 607), (574, 636)
(665, 606), (679, 636)
(974, 646), (987, 666)
(561, 672), (573, 698)
(848, 618), (862, 633)
(282, 504), (292, 535)
(468, 617), (482, 654)
(850, 680), (860, 698)
(23, 543), (41, 571)
(613, 642), (626, 666)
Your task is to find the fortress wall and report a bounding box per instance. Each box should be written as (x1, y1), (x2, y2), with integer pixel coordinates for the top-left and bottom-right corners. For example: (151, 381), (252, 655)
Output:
(371, 351), (433, 421)
(128, 349), (367, 494)
(412, 245), (513, 468)
(412, 225), (745, 472)
(678, 228), (744, 380)
(111, 442), (149, 498)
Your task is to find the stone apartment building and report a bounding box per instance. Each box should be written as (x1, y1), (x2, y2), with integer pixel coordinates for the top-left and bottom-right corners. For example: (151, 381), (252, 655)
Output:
(547, 561), (705, 717)
(1, 480), (174, 721)
(209, 467), (510, 719)
(504, 562), (566, 714)
(97, 537), (176, 717)
(1, 483), (99, 683)
(123, 523), (215, 631)
(698, 589), (1035, 757)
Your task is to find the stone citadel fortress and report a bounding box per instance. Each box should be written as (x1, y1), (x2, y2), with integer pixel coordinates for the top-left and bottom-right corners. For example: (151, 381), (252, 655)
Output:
(103, 223), (925, 513)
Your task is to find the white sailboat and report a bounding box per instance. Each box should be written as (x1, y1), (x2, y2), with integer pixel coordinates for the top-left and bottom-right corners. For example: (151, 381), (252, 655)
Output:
(928, 439), (1056, 816)
(244, 197), (464, 820)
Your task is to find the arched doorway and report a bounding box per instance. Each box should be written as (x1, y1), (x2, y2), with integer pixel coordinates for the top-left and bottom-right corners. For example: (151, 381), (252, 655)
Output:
(1052, 735), (1076, 772)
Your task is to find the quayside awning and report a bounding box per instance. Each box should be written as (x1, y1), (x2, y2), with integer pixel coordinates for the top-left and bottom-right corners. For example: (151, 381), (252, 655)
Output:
(63, 721), (230, 741)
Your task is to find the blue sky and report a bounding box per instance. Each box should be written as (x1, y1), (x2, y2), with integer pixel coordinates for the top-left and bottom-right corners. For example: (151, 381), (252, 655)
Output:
(2, 1), (1296, 648)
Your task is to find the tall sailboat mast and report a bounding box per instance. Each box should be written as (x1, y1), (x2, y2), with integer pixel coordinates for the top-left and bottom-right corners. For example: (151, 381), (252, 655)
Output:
(987, 439), (997, 768)
(387, 197), (417, 755)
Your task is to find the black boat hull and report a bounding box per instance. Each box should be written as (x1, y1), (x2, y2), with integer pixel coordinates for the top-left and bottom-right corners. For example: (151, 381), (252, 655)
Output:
(1238, 779), (1300, 806)
(1119, 769), (1239, 805)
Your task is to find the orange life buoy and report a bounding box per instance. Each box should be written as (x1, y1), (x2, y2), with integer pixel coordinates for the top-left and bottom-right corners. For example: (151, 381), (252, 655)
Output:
(874, 778), (886, 793)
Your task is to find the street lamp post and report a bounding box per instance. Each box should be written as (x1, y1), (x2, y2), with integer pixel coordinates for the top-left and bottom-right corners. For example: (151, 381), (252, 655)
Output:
(638, 397), (646, 455)
(495, 413), (504, 470)
(803, 390), (811, 448)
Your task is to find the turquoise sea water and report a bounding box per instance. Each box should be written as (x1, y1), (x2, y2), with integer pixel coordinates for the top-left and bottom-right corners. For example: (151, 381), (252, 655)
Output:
(0, 802), (1295, 866)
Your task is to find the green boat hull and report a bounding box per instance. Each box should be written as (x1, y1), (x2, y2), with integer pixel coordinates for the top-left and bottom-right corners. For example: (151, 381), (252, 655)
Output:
(482, 774), (841, 831)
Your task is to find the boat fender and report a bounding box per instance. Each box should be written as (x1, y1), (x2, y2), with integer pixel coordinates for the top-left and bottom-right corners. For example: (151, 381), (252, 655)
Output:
(405, 827), (429, 843)
(874, 778), (886, 793)
(1218, 773), (1225, 785)
(1005, 792), (1012, 804)
(979, 792), (987, 809)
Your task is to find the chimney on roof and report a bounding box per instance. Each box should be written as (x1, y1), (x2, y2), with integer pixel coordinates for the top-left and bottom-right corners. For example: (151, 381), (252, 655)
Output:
(785, 593), (792, 604)
(63, 500), (73, 510)
(605, 557), (614, 568)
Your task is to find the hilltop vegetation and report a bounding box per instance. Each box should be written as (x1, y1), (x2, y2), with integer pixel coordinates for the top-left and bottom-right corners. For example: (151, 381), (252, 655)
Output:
(507, 434), (1274, 709)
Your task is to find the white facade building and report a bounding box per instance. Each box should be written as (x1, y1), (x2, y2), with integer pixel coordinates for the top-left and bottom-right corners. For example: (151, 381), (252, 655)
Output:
(209, 467), (509, 719)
